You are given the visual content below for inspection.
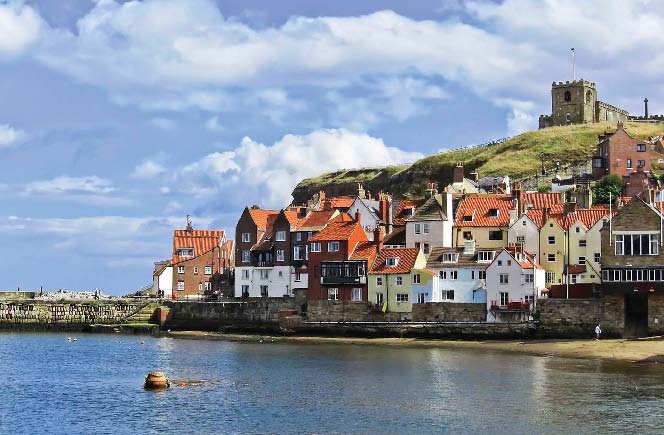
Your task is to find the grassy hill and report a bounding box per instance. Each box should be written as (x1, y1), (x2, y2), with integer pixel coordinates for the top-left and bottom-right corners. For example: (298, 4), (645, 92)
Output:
(292, 122), (664, 203)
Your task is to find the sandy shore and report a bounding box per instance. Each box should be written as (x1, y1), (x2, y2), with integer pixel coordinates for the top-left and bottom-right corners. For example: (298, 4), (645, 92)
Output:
(166, 331), (664, 363)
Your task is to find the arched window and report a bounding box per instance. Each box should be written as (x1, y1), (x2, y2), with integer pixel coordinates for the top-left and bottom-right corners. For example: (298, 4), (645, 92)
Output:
(586, 90), (592, 102)
(564, 91), (571, 102)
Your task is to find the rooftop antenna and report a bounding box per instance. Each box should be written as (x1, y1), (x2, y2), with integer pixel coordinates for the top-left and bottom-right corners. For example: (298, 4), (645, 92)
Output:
(186, 214), (193, 232)
(571, 48), (576, 81)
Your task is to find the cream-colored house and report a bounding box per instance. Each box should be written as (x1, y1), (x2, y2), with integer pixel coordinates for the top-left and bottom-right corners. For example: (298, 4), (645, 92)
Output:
(368, 248), (429, 313)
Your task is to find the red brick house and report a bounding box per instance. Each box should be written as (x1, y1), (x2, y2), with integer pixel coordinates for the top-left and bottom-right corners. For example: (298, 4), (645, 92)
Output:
(171, 226), (228, 299)
(307, 212), (380, 301)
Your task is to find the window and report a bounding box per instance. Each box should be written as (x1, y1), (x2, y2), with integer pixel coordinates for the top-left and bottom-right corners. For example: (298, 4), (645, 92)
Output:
(241, 285), (249, 297)
(442, 290), (455, 300)
(507, 260), (512, 266)
(260, 285), (268, 297)
(193, 266), (198, 275)
(578, 256), (586, 265)
(177, 248), (194, 257)
(413, 274), (421, 284)
(351, 288), (362, 301)
(575, 226), (580, 233)
(276, 250), (285, 262)
(546, 271), (555, 283)
(627, 159), (632, 169)
(615, 234), (659, 256)
(463, 215), (473, 222)
(579, 239), (587, 247)
(548, 236), (556, 245)
(547, 253), (555, 262)
(296, 232), (302, 242)
(242, 269), (249, 279)
(241, 233), (251, 243)
(293, 245), (304, 261)
(417, 293), (426, 304)
(376, 276), (383, 286)
(423, 223), (430, 234)
(525, 274), (534, 283)
(439, 271), (447, 279)
(328, 288), (338, 301)
(449, 270), (458, 280)
(396, 293), (409, 302)
(479, 271), (486, 280)
(414, 223), (421, 234)
(442, 253), (459, 263)
(594, 252), (601, 263)
(637, 144), (646, 152)
(386, 257), (399, 267)
(477, 251), (494, 262)
(570, 274), (578, 284)
(177, 266), (185, 274)
(204, 282), (211, 291)
(260, 269), (269, 280)
(522, 220), (527, 226)
(241, 251), (250, 263)
(638, 160), (646, 167)
(488, 208), (499, 217)
(500, 292), (509, 306)
(328, 242), (340, 252)
(177, 281), (185, 291)
(295, 272), (301, 282)
(516, 236), (525, 244)
(499, 274), (509, 284)
(489, 231), (503, 240)
(204, 266), (212, 275)
(275, 231), (286, 241)
(471, 271), (475, 279)
(564, 91), (571, 101)
(424, 243), (431, 255)
(396, 276), (403, 286)
(311, 242), (321, 252)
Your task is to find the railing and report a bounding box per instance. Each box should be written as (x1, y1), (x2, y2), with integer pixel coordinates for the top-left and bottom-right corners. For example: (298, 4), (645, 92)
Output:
(321, 276), (367, 285)
(491, 300), (530, 310)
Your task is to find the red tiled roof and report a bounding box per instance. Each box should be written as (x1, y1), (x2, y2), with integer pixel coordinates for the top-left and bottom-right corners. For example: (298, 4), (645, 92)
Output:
(454, 194), (514, 227)
(350, 241), (378, 262)
(370, 248), (419, 274)
(567, 265), (587, 274)
(172, 229), (223, 264)
(323, 196), (355, 209)
(283, 210), (302, 228)
(153, 261), (171, 277)
(252, 214), (279, 251)
(525, 206), (614, 229)
(523, 192), (562, 209)
(393, 199), (426, 226)
(248, 208), (280, 231)
(309, 214), (358, 242)
(297, 209), (338, 231)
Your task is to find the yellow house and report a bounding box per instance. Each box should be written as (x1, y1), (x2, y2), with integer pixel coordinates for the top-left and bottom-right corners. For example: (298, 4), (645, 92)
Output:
(453, 194), (515, 249)
(368, 248), (428, 313)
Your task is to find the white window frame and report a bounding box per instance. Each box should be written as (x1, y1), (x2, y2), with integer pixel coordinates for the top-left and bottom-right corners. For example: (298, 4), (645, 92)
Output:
(414, 223), (421, 235)
(275, 231), (286, 242)
(177, 266), (185, 274)
(328, 242), (340, 252)
(177, 281), (185, 291)
(311, 242), (321, 253)
(396, 276), (403, 286)
(241, 233), (251, 243)
(423, 223), (430, 234)
(548, 236), (555, 245)
(351, 288), (362, 301)
(328, 288), (339, 301)
(376, 276), (383, 286)
(241, 250), (250, 263)
(242, 269), (249, 280)
(396, 293), (409, 303)
(413, 274), (421, 284)
(193, 266), (198, 275)
(276, 250), (285, 262)
(499, 274), (509, 285)
(524, 273), (534, 283)
(204, 266), (212, 275)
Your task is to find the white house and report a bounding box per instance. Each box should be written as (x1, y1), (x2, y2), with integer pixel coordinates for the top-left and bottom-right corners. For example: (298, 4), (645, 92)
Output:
(405, 191), (454, 255)
(485, 248), (546, 323)
(152, 261), (173, 299)
(426, 240), (496, 303)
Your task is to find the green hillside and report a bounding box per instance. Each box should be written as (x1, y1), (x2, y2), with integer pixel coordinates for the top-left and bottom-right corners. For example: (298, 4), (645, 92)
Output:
(292, 122), (664, 203)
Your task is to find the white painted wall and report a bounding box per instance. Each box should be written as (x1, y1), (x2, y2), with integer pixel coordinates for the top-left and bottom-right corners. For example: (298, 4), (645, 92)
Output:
(508, 215), (540, 259)
(405, 193), (453, 251)
(154, 266), (173, 299)
(234, 266), (293, 297)
(426, 266), (487, 303)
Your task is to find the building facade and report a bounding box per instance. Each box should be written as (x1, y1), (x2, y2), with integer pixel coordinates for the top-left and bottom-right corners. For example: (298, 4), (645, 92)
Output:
(368, 248), (429, 312)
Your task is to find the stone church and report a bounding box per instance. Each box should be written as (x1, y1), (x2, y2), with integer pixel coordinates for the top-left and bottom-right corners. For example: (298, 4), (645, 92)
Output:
(539, 80), (629, 128)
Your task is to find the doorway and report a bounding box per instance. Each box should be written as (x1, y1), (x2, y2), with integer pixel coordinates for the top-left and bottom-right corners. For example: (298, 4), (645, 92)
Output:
(624, 293), (648, 338)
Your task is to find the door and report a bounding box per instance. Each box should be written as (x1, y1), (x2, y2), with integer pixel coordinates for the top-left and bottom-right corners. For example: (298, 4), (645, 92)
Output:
(417, 293), (425, 304)
(624, 293), (648, 338)
(376, 292), (384, 306)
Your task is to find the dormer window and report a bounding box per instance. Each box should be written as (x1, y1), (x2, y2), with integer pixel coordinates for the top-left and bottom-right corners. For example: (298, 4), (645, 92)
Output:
(463, 215), (473, 222)
(488, 208), (499, 217)
(442, 253), (459, 263)
(477, 251), (495, 262)
(386, 257), (399, 267)
(177, 248), (194, 258)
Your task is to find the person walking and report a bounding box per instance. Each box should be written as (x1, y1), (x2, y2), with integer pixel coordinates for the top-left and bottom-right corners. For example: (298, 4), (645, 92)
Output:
(595, 324), (602, 340)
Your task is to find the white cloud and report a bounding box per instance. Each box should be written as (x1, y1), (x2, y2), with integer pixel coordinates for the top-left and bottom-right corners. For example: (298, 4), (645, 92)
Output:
(174, 128), (422, 206)
(0, 2), (42, 55)
(21, 175), (133, 206)
(205, 116), (224, 132)
(0, 123), (26, 148)
(132, 160), (167, 179)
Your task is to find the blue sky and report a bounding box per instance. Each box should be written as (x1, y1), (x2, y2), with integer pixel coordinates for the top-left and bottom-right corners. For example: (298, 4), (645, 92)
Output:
(1, 0), (662, 294)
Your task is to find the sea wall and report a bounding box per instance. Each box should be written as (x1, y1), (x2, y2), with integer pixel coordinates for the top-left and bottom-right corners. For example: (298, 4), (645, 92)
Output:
(537, 298), (602, 338)
(0, 300), (142, 331)
(305, 301), (486, 323)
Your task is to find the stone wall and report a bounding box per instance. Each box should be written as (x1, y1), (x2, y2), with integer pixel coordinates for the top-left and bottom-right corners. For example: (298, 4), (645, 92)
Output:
(0, 300), (141, 331)
(537, 298), (602, 337)
(297, 322), (532, 339)
(164, 298), (297, 331)
(305, 300), (486, 323)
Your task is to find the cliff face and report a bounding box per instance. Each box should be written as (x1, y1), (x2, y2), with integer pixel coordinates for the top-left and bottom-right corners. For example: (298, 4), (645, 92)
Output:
(292, 122), (664, 204)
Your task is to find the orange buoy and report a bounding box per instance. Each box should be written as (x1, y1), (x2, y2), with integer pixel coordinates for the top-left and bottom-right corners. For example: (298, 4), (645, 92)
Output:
(144, 371), (170, 389)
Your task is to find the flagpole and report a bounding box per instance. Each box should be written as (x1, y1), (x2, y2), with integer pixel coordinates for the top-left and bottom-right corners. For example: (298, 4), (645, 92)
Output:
(571, 48), (576, 81)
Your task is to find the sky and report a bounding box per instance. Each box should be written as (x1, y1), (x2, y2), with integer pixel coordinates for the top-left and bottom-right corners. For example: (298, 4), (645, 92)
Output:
(1, 0), (663, 294)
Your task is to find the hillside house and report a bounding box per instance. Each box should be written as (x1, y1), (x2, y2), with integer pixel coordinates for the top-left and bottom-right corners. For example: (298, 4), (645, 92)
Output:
(172, 227), (228, 299)
(405, 189), (454, 254)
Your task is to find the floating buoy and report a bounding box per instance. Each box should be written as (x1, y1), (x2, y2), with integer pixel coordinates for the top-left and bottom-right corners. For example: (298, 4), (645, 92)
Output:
(73, 337), (78, 342)
(67, 337), (72, 342)
(144, 371), (170, 389)
(140, 341), (145, 345)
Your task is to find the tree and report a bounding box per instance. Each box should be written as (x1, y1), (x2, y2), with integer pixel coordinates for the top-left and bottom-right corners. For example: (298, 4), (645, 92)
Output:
(592, 174), (623, 204)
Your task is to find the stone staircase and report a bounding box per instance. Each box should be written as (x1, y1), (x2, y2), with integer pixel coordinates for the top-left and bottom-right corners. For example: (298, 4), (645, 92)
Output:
(122, 302), (163, 324)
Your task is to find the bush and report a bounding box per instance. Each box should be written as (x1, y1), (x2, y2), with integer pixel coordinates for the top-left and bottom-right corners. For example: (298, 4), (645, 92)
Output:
(593, 174), (623, 204)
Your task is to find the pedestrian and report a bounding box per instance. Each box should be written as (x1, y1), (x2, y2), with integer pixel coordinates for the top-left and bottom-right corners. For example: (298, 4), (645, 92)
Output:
(595, 324), (602, 340)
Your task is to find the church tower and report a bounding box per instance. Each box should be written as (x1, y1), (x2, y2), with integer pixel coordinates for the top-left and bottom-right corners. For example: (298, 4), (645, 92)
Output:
(549, 80), (597, 125)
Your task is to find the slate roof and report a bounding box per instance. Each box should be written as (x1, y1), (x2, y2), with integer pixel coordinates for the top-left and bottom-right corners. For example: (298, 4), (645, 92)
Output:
(393, 199), (426, 225)
(409, 194), (446, 221)
(383, 226), (406, 246)
(427, 246), (498, 269)
(370, 248), (420, 274)
(172, 229), (224, 264)
(454, 194), (514, 227)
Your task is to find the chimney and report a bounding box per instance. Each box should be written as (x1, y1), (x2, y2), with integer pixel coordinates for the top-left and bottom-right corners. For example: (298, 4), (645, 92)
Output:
(367, 191), (372, 200)
(185, 215), (193, 232)
(512, 182), (524, 215)
(355, 209), (361, 223)
(543, 207), (550, 225)
(323, 200), (333, 211)
(357, 183), (366, 199)
(564, 201), (577, 215)
(374, 226), (384, 251)
(453, 163), (464, 184)
(463, 239), (476, 255)
(645, 97), (649, 119)
(319, 191), (326, 202)
(469, 170), (479, 182)
(426, 182), (438, 198)
(378, 193), (393, 234)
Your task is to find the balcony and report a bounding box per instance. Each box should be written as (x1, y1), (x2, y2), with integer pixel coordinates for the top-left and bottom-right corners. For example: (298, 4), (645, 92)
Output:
(490, 301), (530, 311)
(321, 275), (367, 285)
(317, 262), (367, 286)
(255, 261), (274, 268)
